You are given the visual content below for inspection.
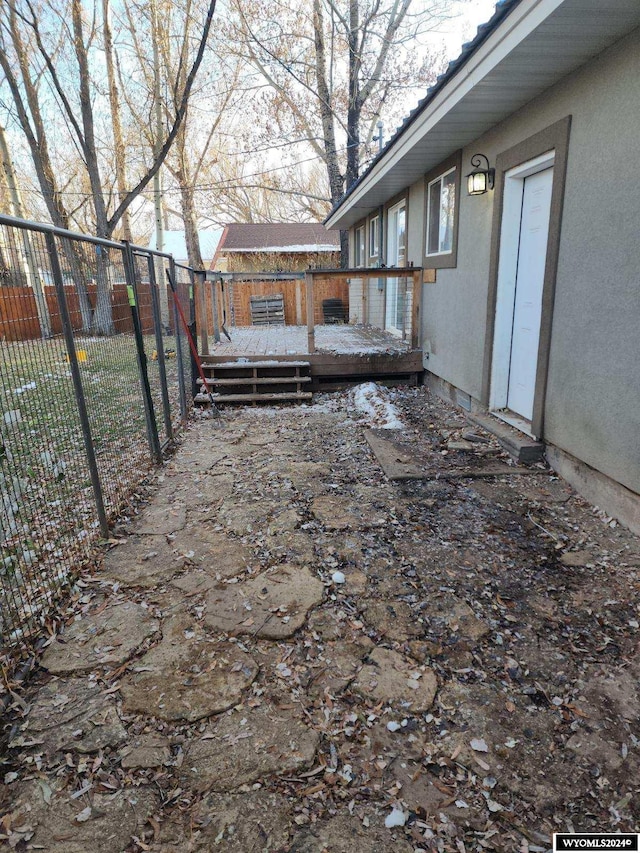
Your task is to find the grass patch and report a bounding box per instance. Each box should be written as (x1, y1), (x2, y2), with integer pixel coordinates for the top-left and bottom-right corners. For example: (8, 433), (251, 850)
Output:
(0, 332), (188, 645)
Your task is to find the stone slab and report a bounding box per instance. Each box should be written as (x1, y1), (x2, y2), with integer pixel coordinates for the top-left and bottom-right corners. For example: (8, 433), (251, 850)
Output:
(424, 594), (489, 643)
(120, 735), (171, 769)
(26, 678), (127, 755)
(204, 564), (324, 639)
(169, 445), (230, 473)
(154, 790), (293, 852)
(218, 498), (272, 534)
(121, 621), (258, 722)
(267, 506), (302, 535)
(363, 600), (423, 642)
(352, 646), (437, 712)
(190, 472), (235, 506)
(283, 461), (333, 494)
(100, 536), (184, 588)
(265, 532), (316, 565)
(180, 705), (319, 792)
(307, 642), (367, 697)
(41, 602), (159, 675)
(135, 501), (186, 535)
(171, 525), (254, 579)
(2, 781), (156, 853)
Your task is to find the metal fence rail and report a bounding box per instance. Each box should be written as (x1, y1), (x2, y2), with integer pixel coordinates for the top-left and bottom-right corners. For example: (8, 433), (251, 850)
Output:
(0, 214), (195, 659)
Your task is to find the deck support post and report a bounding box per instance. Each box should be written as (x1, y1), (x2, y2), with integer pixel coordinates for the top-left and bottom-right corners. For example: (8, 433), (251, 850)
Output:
(411, 269), (423, 350)
(210, 275), (221, 343)
(305, 271), (315, 353)
(363, 273), (369, 325)
(196, 270), (209, 356)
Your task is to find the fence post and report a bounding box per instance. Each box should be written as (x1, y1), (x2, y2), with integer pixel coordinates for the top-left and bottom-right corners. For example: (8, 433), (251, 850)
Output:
(46, 232), (109, 538)
(169, 259), (188, 420)
(146, 253), (173, 443)
(123, 242), (162, 464)
(305, 271), (315, 353)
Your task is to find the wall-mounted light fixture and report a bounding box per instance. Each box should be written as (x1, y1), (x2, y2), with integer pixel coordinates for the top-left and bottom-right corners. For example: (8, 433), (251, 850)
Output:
(466, 153), (495, 195)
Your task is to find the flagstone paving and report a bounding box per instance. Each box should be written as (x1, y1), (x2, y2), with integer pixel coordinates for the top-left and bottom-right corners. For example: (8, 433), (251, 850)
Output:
(1, 386), (640, 852)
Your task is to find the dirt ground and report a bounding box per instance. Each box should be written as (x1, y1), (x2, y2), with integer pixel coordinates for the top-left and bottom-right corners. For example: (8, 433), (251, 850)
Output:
(1, 385), (639, 852)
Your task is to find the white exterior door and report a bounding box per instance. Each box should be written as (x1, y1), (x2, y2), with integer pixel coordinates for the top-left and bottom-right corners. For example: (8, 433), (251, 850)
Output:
(491, 151), (555, 432)
(507, 167), (553, 419)
(385, 202), (406, 335)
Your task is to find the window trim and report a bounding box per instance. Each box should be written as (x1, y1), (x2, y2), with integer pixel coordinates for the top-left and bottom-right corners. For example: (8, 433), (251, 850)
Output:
(354, 223), (366, 268)
(383, 189), (409, 265)
(368, 215), (379, 259)
(426, 167), (456, 258)
(423, 150), (462, 270)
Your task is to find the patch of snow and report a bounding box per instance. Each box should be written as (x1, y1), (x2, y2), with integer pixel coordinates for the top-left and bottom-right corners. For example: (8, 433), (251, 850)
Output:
(230, 244), (338, 253)
(13, 381), (36, 395)
(3, 410), (22, 428)
(349, 382), (406, 430)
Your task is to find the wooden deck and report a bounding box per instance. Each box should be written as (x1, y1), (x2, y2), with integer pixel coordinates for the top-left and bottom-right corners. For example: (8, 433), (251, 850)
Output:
(200, 324), (423, 391)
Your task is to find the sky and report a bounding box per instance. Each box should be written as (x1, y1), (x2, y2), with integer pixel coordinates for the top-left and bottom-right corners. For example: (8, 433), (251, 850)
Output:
(444, 0), (499, 57)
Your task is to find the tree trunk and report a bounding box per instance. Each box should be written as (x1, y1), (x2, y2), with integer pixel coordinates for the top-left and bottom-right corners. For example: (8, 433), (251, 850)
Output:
(93, 247), (115, 335)
(179, 177), (204, 271)
(346, 0), (361, 190)
(102, 0), (132, 243)
(72, 0), (114, 335)
(60, 238), (94, 332)
(0, 7), (93, 332)
(312, 0), (344, 207)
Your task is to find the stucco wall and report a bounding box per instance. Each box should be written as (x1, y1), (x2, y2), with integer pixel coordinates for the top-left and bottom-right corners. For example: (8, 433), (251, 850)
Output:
(410, 26), (640, 494)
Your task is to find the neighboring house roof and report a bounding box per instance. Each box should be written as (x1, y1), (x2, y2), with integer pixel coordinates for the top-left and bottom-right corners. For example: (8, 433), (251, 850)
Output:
(147, 228), (224, 261)
(219, 223), (340, 254)
(326, 0), (640, 230)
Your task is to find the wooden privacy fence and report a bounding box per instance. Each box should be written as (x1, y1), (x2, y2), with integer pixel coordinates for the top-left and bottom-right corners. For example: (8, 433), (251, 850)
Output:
(0, 284), (156, 341)
(213, 276), (349, 328)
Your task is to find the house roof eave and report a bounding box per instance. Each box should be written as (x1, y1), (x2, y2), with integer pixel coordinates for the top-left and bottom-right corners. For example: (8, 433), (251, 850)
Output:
(325, 0), (640, 231)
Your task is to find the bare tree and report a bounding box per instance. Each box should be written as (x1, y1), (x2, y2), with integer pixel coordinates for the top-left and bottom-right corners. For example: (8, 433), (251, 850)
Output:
(102, 0), (132, 243)
(0, 0), (217, 331)
(227, 0), (450, 260)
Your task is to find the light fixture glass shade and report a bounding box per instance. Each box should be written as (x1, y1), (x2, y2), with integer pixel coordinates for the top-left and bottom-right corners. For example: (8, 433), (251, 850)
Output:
(468, 171), (487, 195)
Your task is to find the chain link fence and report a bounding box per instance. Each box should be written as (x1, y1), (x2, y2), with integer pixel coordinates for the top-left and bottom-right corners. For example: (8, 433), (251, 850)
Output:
(0, 214), (195, 662)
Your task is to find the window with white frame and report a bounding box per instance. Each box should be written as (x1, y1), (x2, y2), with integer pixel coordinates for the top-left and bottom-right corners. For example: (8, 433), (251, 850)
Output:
(369, 215), (379, 259)
(354, 224), (366, 267)
(426, 167), (456, 256)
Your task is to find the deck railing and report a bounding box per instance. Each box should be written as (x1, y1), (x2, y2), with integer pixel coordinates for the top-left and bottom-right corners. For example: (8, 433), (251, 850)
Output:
(200, 266), (425, 354)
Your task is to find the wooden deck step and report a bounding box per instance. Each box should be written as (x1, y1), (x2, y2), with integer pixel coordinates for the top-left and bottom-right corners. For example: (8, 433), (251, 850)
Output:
(196, 358), (313, 407)
(195, 391), (313, 405)
(201, 360), (311, 370)
(198, 376), (312, 387)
